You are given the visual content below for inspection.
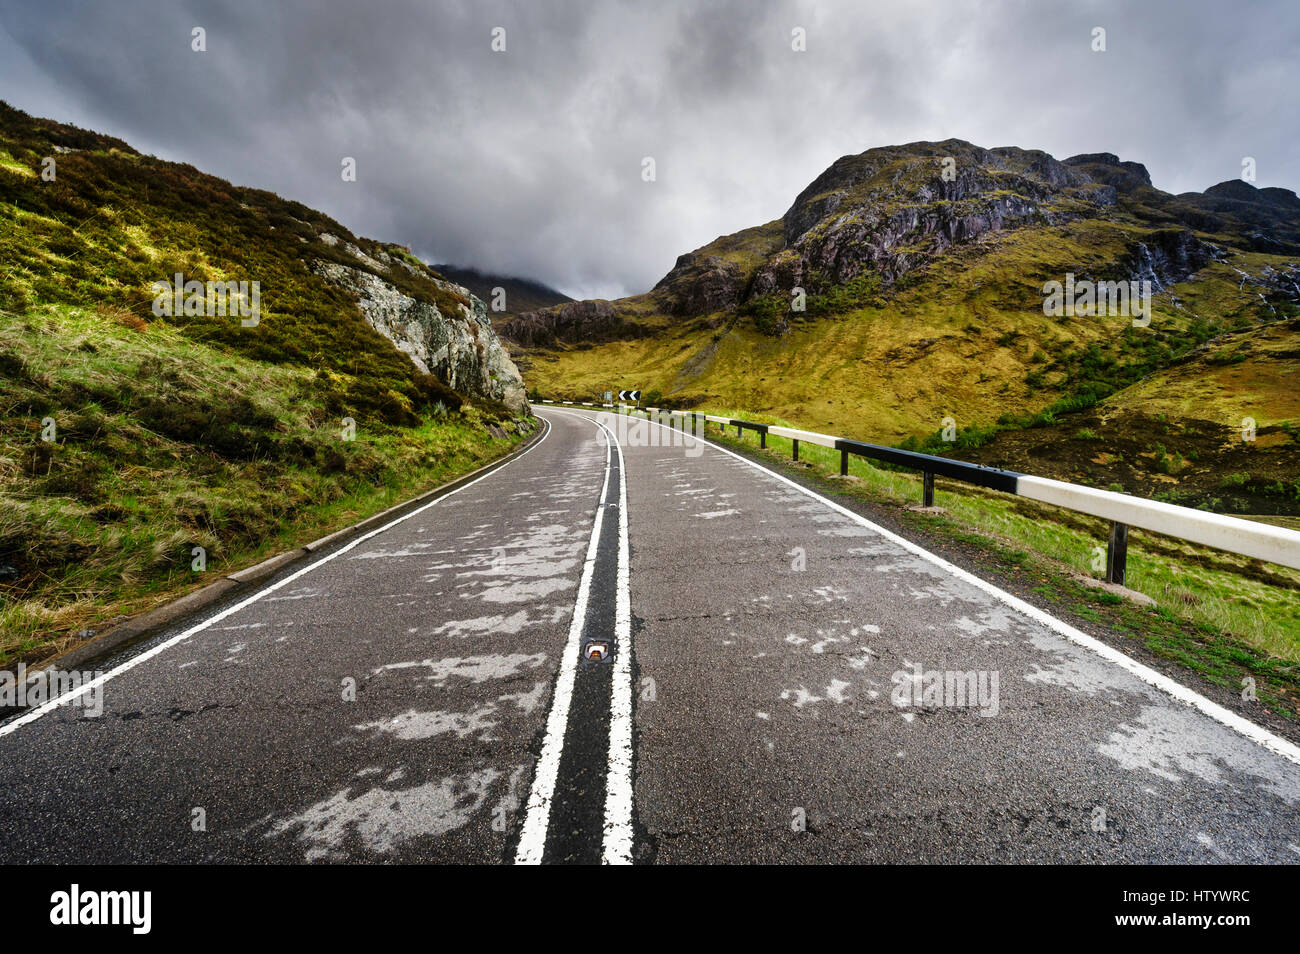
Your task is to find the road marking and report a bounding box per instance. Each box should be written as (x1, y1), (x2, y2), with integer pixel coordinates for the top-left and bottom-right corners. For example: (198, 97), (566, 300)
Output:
(0, 418), (555, 739)
(585, 408), (1300, 768)
(602, 415), (634, 865)
(523, 408), (636, 864)
(514, 414), (612, 863)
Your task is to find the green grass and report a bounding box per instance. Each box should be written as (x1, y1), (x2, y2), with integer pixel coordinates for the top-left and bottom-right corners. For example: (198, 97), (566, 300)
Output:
(0, 102), (536, 667)
(0, 304), (531, 665)
(0, 101), (470, 427)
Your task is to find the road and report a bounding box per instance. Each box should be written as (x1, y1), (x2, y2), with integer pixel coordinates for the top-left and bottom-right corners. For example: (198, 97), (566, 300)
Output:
(1, 405), (1298, 863)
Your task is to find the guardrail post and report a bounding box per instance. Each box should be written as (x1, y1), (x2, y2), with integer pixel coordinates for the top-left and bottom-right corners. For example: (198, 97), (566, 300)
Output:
(923, 471), (934, 507)
(760, 430), (766, 449)
(840, 448), (848, 476)
(736, 424), (742, 438)
(1106, 522), (1129, 586)
(792, 439), (799, 462)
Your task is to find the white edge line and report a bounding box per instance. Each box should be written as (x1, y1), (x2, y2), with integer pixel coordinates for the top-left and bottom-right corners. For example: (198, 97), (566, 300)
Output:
(0, 417), (554, 739)
(581, 408), (1300, 768)
(514, 411), (612, 864)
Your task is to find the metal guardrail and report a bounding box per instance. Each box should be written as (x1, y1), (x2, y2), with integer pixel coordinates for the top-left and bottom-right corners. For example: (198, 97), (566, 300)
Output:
(536, 400), (1300, 582)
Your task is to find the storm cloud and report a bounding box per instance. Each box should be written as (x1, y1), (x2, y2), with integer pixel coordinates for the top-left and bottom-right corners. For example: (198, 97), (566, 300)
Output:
(2, 0), (1296, 299)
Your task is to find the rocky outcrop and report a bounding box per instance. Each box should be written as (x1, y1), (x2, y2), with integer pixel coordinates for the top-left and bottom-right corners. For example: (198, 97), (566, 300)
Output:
(1174, 181), (1300, 253)
(1063, 153), (1153, 192)
(1114, 229), (1221, 290)
(313, 257), (528, 413)
(640, 220), (786, 321)
(749, 141), (1110, 298)
(499, 299), (630, 349)
(647, 143), (1119, 321)
(651, 253), (746, 315)
(1231, 261), (1300, 310)
(502, 137), (1300, 352)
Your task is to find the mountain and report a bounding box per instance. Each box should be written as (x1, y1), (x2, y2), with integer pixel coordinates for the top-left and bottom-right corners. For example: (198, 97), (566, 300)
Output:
(431, 263), (572, 319)
(0, 102), (532, 664)
(0, 102), (527, 416)
(502, 139), (1300, 511)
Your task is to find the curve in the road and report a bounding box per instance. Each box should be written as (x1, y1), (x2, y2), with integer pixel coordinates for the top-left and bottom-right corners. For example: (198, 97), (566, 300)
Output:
(2, 404), (1298, 864)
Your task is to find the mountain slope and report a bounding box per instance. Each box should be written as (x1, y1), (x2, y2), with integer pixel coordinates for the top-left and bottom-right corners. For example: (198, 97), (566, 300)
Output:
(0, 103), (533, 664)
(503, 139), (1299, 509)
(0, 102), (527, 417)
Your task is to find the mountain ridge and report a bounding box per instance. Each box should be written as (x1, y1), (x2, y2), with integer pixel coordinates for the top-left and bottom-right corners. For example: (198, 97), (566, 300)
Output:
(502, 138), (1299, 514)
(505, 139), (1299, 350)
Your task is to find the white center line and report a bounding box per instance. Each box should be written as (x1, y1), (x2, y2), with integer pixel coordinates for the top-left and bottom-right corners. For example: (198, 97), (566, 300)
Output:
(602, 417), (634, 864)
(514, 415), (613, 864)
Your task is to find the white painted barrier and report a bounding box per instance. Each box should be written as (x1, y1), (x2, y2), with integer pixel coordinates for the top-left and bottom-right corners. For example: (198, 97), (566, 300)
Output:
(539, 399), (1300, 574)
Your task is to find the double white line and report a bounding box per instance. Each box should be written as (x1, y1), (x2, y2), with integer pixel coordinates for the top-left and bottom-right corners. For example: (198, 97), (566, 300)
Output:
(514, 413), (635, 864)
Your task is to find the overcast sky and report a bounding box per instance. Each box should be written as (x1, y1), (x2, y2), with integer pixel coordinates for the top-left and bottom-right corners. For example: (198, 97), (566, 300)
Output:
(2, 0), (1296, 300)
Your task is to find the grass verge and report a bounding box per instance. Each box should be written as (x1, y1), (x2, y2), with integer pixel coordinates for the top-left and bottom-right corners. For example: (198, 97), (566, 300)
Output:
(1, 304), (534, 667)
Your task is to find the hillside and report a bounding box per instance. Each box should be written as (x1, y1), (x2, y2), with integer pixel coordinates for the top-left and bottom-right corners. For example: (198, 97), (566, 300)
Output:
(958, 314), (1300, 515)
(431, 263), (572, 320)
(503, 139), (1300, 511)
(0, 103), (533, 665)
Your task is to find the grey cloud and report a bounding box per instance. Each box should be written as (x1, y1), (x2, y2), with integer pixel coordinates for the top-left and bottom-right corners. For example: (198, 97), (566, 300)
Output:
(1, 0), (1296, 300)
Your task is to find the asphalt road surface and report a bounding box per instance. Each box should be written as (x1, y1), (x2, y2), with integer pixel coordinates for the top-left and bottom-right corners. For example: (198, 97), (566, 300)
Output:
(2, 406), (1299, 864)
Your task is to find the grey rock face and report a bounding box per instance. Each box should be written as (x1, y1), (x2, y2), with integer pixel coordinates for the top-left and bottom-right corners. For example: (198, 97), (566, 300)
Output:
(499, 299), (624, 349)
(756, 142), (1110, 299)
(1115, 230), (1220, 290)
(651, 140), (1116, 322)
(312, 260), (529, 414)
(1180, 181), (1300, 253)
(651, 253), (746, 315)
(1063, 153), (1154, 192)
(1224, 261), (1300, 310)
